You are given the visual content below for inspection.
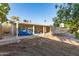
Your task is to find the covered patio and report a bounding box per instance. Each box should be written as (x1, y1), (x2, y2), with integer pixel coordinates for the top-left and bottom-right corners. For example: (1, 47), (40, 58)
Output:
(18, 23), (51, 35)
(0, 21), (52, 37)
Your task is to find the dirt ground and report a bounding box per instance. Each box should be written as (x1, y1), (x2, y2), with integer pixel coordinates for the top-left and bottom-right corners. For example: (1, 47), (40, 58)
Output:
(0, 36), (79, 56)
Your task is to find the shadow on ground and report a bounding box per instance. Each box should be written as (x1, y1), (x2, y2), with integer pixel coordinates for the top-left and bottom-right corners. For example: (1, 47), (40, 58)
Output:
(0, 36), (79, 56)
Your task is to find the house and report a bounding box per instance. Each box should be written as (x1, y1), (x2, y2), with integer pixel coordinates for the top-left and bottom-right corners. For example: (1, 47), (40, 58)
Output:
(1, 21), (52, 37)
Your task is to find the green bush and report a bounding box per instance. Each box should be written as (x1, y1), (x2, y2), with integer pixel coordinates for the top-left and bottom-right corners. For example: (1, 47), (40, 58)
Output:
(75, 33), (79, 39)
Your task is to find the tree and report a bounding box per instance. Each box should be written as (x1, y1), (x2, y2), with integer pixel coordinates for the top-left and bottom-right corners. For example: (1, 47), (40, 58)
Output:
(53, 17), (61, 27)
(11, 16), (19, 21)
(0, 3), (10, 23)
(23, 20), (28, 22)
(54, 3), (79, 35)
(10, 16), (19, 36)
(0, 3), (10, 39)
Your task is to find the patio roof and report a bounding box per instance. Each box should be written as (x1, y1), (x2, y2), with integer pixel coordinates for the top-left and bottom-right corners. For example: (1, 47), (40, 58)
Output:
(19, 22), (51, 27)
(8, 20), (52, 27)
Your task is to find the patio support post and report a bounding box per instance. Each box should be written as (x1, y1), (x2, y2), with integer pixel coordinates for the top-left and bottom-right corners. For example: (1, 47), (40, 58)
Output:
(16, 21), (19, 37)
(33, 25), (35, 35)
(11, 24), (14, 36)
(43, 26), (45, 35)
(50, 26), (52, 34)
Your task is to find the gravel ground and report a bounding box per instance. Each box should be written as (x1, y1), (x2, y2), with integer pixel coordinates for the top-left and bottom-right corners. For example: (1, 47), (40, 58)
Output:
(0, 37), (79, 56)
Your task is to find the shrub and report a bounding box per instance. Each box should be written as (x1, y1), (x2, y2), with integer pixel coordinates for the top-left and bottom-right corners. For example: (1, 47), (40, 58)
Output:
(75, 33), (79, 39)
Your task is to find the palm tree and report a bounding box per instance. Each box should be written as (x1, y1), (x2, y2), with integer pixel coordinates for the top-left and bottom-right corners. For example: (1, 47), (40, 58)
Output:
(10, 16), (19, 36)
(11, 16), (19, 22)
(23, 20), (28, 23)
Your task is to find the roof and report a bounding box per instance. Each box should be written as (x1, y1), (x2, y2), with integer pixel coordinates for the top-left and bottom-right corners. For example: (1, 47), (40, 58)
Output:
(19, 22), (51, 27)
(8, 20), (52, 27)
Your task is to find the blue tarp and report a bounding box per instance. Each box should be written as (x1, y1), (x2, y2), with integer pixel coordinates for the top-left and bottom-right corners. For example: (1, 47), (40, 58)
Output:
(18, 29), (32, 36)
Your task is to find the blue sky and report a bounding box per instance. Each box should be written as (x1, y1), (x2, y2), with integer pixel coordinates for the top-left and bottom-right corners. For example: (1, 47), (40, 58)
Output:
(7, 3), (57, 25)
